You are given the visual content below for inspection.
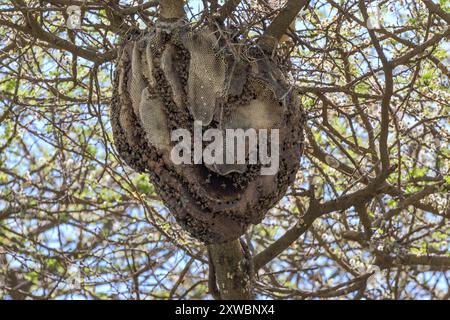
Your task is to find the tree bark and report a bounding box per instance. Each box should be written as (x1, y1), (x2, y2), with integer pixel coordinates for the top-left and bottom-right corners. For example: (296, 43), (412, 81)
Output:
(208, 239), (254, 300)
(259, 0), (309, 50)
(160, 0), (185, 19)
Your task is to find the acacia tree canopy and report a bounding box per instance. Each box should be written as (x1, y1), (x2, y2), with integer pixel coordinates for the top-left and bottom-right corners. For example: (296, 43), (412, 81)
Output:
(0, 0), (449, 300)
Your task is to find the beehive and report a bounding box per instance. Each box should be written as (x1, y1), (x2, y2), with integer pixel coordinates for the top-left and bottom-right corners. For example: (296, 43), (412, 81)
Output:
(111, 21), (305, 243)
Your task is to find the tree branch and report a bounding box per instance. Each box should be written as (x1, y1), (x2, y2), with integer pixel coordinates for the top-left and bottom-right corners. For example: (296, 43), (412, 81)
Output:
(216, 0), (241, 22)
(421, 0), (450, 24)
(359, 0), (393, 176)
(159, 0), (185, 20)
(259, 0), (309, 51)
(9, 0), (116, 64)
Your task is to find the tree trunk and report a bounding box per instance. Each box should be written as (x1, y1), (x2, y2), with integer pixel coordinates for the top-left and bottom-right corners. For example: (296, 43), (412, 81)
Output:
(208, 239), (254, 300)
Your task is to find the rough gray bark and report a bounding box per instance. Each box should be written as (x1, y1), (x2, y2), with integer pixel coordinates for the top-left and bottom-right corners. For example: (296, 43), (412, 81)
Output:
(208, 239), (254, 300)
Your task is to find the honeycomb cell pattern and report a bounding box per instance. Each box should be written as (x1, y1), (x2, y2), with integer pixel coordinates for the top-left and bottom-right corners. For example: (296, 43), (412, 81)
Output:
(111, 22), (305, 243)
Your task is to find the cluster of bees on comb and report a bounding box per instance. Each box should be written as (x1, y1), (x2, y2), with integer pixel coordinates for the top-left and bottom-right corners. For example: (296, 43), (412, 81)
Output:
(111, 19), (305, 243)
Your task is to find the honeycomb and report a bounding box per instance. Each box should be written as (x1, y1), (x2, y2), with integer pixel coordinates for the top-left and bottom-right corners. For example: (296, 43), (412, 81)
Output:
(111, 22), (305, 243)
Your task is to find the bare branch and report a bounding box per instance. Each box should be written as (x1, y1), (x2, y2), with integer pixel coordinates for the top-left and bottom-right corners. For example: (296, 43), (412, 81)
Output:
(259, 0), (309, 50)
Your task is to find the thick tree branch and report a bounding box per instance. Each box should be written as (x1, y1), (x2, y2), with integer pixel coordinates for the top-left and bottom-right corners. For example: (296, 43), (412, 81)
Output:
(159, 0), (185, 20)
(253, 189), (321, 270)
(376, 254), (450, 271)
(392, 28), (450, 67)
(259, 0), (309, 51)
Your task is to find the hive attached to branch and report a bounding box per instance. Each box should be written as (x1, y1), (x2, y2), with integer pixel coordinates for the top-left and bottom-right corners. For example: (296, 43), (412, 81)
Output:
(111, 20), (305, 243)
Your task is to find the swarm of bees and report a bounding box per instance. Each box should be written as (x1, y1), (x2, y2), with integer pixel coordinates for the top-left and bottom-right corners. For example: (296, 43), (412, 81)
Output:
(111, 19), (305, 243)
